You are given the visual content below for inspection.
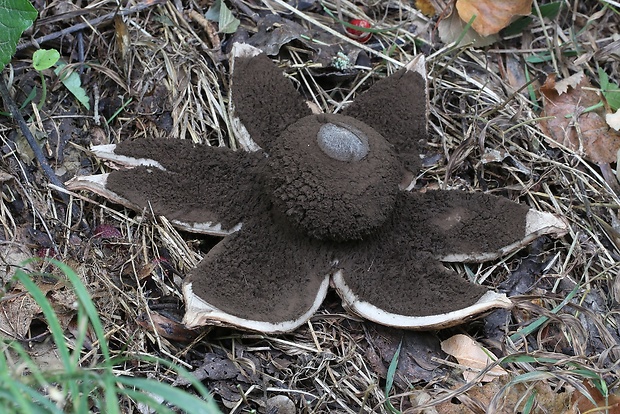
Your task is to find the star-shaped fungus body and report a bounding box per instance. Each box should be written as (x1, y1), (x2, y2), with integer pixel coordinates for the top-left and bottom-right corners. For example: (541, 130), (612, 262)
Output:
(68, 44), (568, 333)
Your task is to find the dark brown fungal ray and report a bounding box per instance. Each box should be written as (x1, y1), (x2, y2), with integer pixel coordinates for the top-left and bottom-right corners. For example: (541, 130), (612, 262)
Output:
(332, 252), (511, 329)
(329, 189), (567, 329)
(183, 214), (331, 333)
(341, 57), (428, 178)
(231, 53), (312, 152)
(335, 247), (488, 317)
(104, 138), (266, 234)
(389, 191), (567, 262)
(267, 113), (401, 241)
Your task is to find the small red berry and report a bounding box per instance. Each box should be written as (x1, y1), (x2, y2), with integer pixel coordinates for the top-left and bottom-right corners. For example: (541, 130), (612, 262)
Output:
(346, 19), (372, 43)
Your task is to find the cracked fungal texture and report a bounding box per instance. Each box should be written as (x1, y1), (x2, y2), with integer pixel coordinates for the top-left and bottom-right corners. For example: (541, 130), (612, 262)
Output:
(267, 113), (402, 241)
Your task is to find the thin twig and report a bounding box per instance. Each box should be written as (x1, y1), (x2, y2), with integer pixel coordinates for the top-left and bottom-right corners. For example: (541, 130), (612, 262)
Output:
(16, 0), (167, 52)
(0, 78), (90, 233)
(0, 79), (68, 202)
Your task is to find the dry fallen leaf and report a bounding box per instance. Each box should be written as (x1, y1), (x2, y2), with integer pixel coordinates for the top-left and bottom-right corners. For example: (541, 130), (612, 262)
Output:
(540, 73), (620, 164)
(571, 380), (620, 414)
(440, 334), (507, 382)
(415, 0), (438, 16)
(455, 0), (532, 36)
(436, 376), (576, 413)
(0, 292), (41, 339)
(553, 72), (585, 95)
(136, 311), (200, 342)
(437, 10), (498, 47)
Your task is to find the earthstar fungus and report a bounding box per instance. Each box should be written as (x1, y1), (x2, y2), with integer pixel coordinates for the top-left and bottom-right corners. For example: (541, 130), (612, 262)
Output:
(69, 44), (568, 333)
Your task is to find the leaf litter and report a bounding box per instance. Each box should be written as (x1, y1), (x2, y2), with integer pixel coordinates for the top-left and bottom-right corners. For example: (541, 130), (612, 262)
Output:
(1, 0), (620, 412)
(540, 72), (620, 164)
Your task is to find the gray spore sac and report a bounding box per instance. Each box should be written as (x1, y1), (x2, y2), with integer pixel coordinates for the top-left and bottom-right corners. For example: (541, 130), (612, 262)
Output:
(317, 123), (369, 162)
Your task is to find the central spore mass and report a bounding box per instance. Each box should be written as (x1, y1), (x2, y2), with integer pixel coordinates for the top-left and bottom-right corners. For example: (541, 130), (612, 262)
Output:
(317, 122), (369, 162)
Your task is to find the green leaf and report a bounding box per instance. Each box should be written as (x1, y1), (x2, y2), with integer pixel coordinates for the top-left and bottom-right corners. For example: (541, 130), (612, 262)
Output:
(32, 48), (59, 70)
(205, 0), (239, 34)
(116, 377), (221, 413)
(503, 2), (562, 36)
(538, 2), (562, 19)
(54, 61), (90, 110)
(598, 67), (620, 111)
(0, 0), (38, 67)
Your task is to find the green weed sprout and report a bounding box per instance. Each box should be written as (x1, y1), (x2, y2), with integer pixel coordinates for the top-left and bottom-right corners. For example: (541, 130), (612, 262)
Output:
(0, 259), (221, 413)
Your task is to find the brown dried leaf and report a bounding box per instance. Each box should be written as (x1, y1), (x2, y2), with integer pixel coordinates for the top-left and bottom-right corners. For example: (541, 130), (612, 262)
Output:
(503, 55), (529, 94)
(436, 376), (576, 413)
(440, 334), (507, 382)
(0, 292), (40, 339)
(136, 312), (200, 342)
(366, 324), (446, 387)
(571, 381), (620, 413)
(173, 352), (241, 386)
(437, 10), (498, 47)
(456, 0), (532, 36)
(553, 72), (585, 95)
(49, 289), (78, 330)
(415, 0), (437, 16)
(540, 73), (620, 164)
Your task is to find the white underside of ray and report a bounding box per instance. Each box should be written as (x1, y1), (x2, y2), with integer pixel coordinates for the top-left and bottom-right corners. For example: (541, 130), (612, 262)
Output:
(332, 271), (512, 330)
(437, 209), (569, 262)
(90, 144), (167, 170)
(66, 145), (241, 236)
(400, 54), (428, 192)
(182, 274), (330, 333)
(228, 43), (264, 152)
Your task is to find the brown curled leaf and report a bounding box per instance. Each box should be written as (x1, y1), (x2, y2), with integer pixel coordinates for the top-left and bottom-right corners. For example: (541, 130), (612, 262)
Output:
(456, 0), (532, 36)
(540, 73), (620, 164)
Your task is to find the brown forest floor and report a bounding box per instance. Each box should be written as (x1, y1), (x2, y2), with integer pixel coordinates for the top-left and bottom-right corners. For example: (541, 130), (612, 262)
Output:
(2, 0), (620, 413)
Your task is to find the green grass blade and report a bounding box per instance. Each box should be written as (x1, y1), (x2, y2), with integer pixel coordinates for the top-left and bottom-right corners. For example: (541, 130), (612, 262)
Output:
(134, 354), (216, 402)
(13, 268), (81, 406)
(384, 341), (402, 414)
(13, 269), (72, 369)
(9, 381), (65, 414)
(116, 376), (220, 414)
(121, 388), (176, 414)
(521, 390), (537, 414)
(44, 259), (120, 414)
(508, 285), (579, 343)
(46, 260), (112, 362)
